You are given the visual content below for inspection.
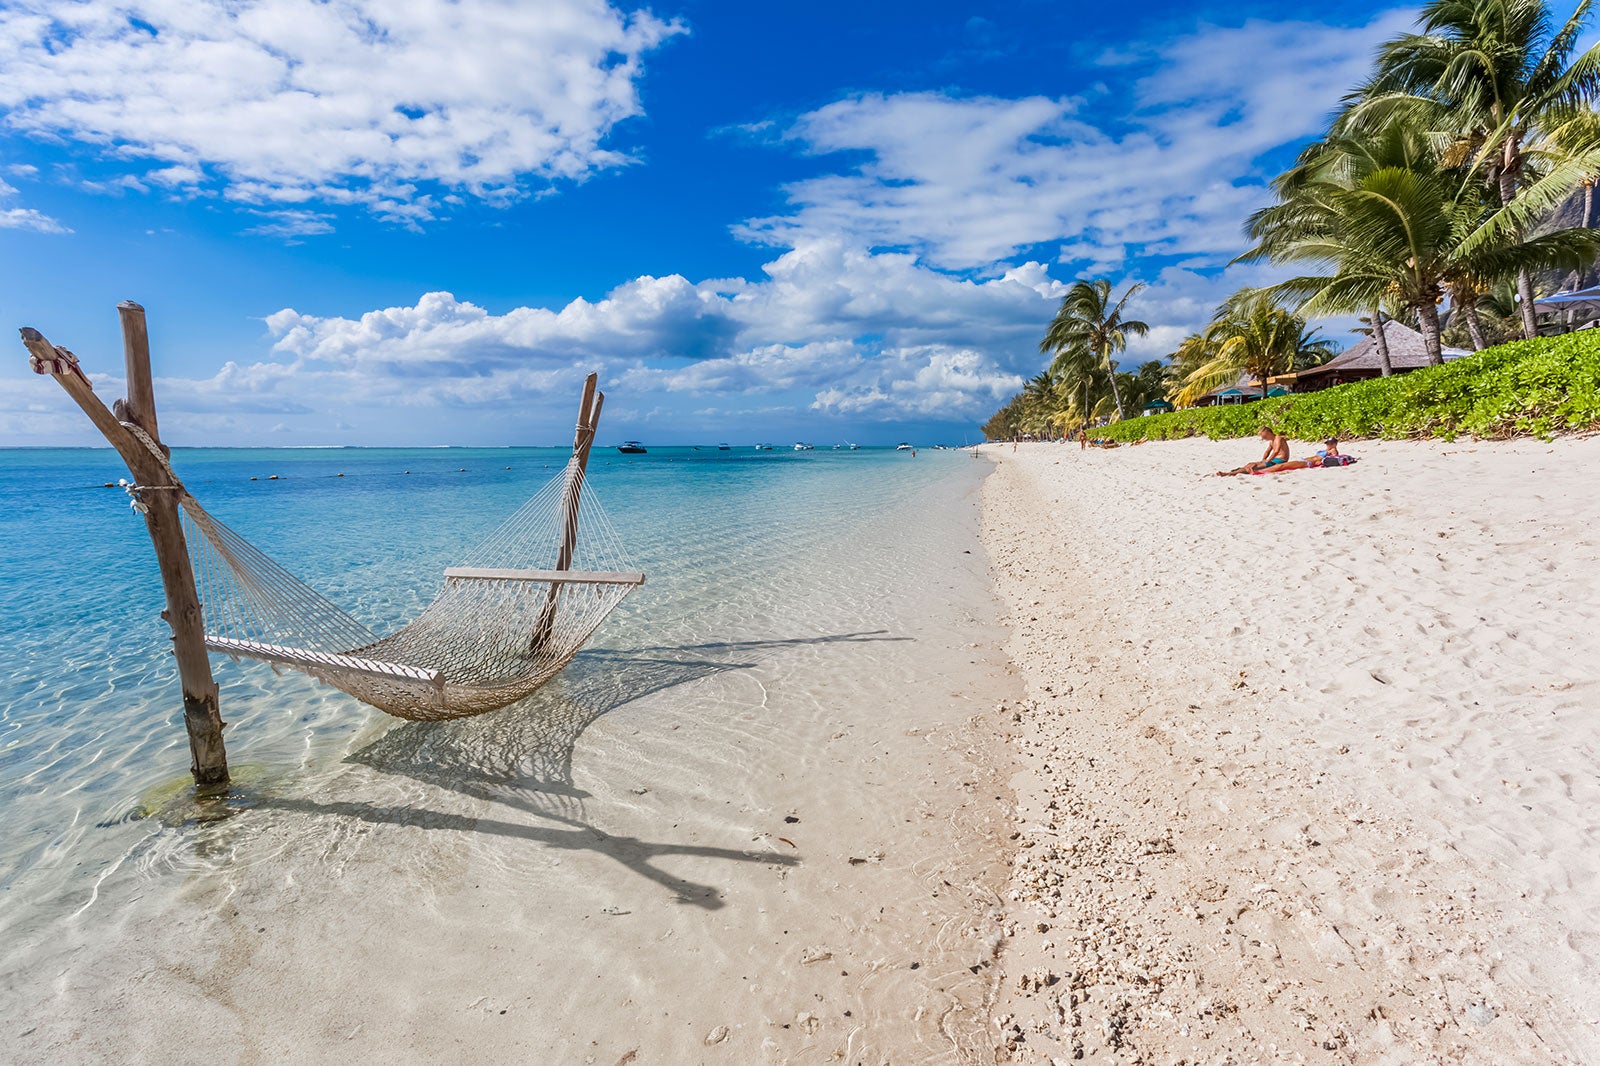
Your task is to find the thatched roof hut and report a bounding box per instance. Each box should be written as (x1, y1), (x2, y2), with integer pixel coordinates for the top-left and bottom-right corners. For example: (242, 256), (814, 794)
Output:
(1293, 320), (1469, 392)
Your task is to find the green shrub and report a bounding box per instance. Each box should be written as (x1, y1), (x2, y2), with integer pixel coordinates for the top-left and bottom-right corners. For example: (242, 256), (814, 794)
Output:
(1095, 332), (1600, 443)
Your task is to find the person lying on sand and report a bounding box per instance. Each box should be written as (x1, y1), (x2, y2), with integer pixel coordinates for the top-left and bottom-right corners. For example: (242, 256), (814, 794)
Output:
(1216, 427), (1288, 476)
(1253, 438), (1359, 474)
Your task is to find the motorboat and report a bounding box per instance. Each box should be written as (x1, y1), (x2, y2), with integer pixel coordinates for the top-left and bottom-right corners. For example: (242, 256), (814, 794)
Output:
(754, 443), (773, 450)
(617, 441), (647, 454)
(895, 442), (913, 451)
(717, 443), (730, 451)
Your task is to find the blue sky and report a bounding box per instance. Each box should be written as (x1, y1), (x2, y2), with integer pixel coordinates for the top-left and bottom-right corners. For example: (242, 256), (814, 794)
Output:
(1, 0), (1418, 446)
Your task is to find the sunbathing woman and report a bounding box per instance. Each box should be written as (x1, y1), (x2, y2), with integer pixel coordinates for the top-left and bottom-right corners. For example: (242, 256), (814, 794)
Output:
(1216, 427), (1288, 476)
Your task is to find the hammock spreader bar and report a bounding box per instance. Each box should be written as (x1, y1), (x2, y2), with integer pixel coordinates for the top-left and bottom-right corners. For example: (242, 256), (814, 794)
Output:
(169, 372), (641, 721)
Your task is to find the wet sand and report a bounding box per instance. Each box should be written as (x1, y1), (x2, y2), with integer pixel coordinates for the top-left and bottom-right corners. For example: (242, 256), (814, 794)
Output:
(982, 437), (1600, 1064)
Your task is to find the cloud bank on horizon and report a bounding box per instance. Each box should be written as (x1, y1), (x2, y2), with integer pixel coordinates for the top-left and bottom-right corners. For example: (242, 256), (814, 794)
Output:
(0, 1), (1413, 446)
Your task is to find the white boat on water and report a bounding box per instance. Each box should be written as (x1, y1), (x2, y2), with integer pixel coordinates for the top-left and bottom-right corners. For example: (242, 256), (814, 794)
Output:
(754, 443), (773, 450)
(793, 442), (814, 451)
(895, 442), (913, 451)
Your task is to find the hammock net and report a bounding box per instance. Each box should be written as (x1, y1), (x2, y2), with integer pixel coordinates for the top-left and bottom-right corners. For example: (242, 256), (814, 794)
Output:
(175, 455), (641, 721)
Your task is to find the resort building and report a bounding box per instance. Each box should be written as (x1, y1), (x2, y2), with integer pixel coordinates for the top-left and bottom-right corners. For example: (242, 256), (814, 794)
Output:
(1291, 320), (1470, 392)
(1190, 374), (1293, 407)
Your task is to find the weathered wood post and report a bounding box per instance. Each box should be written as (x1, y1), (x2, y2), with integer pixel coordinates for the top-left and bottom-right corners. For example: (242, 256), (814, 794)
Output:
(21, 305), (229, 786)
(553, 373), (602, 572)
(532, 373), (602, 648)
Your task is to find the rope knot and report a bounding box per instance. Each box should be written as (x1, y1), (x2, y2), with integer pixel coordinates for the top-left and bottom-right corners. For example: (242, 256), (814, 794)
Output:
(118, 478), (151, 515)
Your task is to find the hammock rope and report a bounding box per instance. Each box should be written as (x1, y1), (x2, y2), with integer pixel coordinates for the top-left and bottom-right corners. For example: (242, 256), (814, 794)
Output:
(120, 421), (642, 722)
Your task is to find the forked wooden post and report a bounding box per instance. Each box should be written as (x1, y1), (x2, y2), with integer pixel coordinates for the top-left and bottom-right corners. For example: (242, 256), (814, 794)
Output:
(532, 373), (603, 648)
(20, 305), (228, 786)
(554, 374), (602, 571)
(118, 301), (159, 439)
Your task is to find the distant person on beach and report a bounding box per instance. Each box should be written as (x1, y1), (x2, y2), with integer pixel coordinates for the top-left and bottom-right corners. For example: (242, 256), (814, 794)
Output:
(1079, 428), (1087, 451)
(1216, 427), (1288, 476)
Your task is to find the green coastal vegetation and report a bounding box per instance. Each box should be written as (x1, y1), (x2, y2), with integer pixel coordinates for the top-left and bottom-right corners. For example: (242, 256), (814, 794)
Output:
(1090, 332), (1600, 441)
(985, 0), (1600, 443)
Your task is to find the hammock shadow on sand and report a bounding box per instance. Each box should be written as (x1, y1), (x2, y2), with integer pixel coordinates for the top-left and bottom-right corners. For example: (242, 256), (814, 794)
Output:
(255, 794), (784, 910)
(336, 629), (908, 906)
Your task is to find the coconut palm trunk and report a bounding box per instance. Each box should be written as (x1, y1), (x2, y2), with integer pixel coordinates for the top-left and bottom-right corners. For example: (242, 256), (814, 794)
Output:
(1371, 306), (1394, 375)
(1417, 301), (1445, 365)
(1515, 270), (1539, 337)
(1463, 304), (1488, 350)
(1494, 147), (1540, 340)
(1103, 349), (1126, 420)
(1583, 181), (1597, 289)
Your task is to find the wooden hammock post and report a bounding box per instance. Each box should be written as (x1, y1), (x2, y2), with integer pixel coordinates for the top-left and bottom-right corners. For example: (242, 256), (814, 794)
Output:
(20, 305), (229, 786)
(532, 373), (603, 648)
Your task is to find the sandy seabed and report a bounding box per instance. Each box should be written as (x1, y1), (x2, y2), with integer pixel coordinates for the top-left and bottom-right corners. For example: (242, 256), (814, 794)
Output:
(981, 436), (1600, 1065)
(3, 456), (1023, 1066)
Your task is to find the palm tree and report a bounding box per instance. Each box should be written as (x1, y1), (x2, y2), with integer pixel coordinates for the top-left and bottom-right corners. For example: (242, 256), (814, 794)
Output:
(1346, 0), (1600, 336)
(1542, 103), (1600, 289)
(1172, 299), (1337, 407)
(1248, 131), (1410, 373)
(1040, 279), (1149, 420)
(1048, 367), (1119, 435)
(1243, 120), (1600, 362)
(1442, 274), (1524, 346)
(1118, 360), (1169, 414)
(1164, 332), (1214, 397)
(1019, 372), (1061, 438)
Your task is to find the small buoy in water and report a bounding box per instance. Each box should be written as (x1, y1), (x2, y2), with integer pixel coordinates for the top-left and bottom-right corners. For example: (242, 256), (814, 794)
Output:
(103, 482), (115, 488)
(404, 470), (411, 474)
(505, 466), (511, 470)
(337, 473), (345, 477)
(459, 467), (466, 472)
(250, 477), (259, 481)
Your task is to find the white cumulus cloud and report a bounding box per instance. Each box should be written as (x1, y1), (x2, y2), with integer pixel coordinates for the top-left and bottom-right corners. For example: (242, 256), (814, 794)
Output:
(0, 0), (684, 223)
(739, 13), (1414, 273)
(0, 171), (68, 232)
(117, 240), (1062, 437)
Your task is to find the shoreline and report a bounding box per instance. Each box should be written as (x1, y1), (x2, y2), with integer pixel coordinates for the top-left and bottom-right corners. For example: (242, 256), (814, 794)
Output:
(980, 437), (1600, 1063)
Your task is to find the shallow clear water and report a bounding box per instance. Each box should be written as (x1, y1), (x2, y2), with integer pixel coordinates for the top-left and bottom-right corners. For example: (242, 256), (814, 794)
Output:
(0, 444), (1005, 1059)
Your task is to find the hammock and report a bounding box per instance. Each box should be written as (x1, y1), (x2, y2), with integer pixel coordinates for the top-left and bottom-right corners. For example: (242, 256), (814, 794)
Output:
(124, 378), (642, 722)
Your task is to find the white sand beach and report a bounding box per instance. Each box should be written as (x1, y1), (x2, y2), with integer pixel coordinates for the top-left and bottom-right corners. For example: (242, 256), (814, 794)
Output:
(982, 437), (1600, 1063)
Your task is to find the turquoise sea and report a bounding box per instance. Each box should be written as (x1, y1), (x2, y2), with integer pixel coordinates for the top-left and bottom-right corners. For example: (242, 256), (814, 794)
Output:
(0, 445), (995, 930)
